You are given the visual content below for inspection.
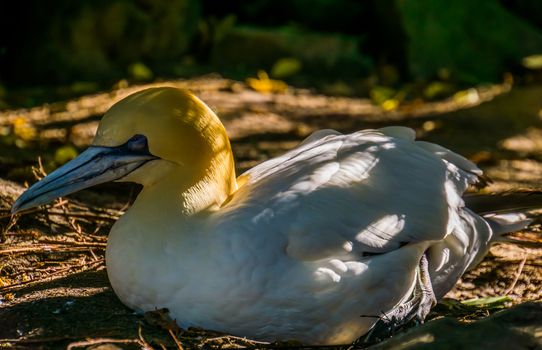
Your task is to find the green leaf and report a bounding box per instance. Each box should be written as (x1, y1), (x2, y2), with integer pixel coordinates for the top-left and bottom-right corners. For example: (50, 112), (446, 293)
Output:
(128, 62), (153, 81)
(54, 145), (79, 165)
(271, 58), (302, 79)
(461, 295), (512, 307)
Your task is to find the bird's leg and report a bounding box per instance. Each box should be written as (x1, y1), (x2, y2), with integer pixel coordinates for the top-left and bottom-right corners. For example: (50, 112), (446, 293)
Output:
(358, 252), (437, 344)
(415, 253), (437, 322)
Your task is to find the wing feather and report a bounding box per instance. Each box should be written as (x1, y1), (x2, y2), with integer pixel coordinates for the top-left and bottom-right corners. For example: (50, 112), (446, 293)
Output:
(222, 127), (481, 262)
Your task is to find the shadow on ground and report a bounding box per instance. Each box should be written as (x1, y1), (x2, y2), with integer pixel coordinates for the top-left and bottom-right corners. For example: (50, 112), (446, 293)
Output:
(0, 78), (541, 349)
(0, 270), (175, 349)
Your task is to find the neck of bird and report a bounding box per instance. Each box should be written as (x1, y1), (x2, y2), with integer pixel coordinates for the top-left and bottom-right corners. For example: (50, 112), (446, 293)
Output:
(129, 150), (238, 222)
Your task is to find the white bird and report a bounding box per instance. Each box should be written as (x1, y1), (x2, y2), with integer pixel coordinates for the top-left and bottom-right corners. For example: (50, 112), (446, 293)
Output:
(12, 87), (539, 345)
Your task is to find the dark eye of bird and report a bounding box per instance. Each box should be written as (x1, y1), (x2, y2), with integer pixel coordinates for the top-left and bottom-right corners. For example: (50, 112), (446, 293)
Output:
(126, 134), (149, 152)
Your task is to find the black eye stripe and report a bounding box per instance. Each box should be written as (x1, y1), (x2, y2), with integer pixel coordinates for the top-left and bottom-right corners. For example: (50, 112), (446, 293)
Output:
(100, 134), (154, 156)
(126, 134), (150, 152)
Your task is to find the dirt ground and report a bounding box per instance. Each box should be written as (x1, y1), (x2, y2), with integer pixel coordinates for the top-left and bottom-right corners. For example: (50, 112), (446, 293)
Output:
(0, 78), (541, 349)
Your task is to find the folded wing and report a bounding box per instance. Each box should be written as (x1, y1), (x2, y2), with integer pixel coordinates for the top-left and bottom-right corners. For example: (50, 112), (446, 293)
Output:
(222, 126), (481, 262)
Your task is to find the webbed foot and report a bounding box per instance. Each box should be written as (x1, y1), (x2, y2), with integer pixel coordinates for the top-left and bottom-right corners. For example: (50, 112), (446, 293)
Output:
(359, 253), (437, 344)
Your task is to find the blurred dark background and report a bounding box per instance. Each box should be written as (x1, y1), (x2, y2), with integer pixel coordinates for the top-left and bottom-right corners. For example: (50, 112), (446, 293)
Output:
(1, 0), (542, 107)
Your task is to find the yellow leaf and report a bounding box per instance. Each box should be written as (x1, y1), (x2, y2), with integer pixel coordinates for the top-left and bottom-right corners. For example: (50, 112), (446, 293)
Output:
(12, 117), (36, 142)
(246, 71), (288, 93)
(382, 99), (399, 111)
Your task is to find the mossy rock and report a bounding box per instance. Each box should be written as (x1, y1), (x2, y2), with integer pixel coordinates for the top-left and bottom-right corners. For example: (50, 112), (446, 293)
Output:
(368, 302), (542, 349)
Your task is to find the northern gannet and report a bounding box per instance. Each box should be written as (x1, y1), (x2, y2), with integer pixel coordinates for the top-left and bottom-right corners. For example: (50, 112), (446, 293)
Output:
(11, 87), (539, 344)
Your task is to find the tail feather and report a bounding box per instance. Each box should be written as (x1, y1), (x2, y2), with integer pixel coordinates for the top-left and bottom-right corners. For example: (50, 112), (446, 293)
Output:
(485, 212), (542, 248)
(464, 191), (542, 215)
(464, 191), (542, 246)
(483, 212), (532, 235)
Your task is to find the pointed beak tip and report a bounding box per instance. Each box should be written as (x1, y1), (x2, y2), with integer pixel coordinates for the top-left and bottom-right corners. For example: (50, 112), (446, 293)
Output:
(11, 187), (45, 215)
(11, 197), (28, 215)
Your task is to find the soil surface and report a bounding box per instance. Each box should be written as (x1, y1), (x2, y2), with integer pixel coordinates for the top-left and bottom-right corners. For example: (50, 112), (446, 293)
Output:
(0, 78), (541, 349)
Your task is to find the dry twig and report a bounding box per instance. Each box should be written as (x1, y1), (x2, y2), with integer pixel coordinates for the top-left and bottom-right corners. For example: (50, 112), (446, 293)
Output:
(505, 255), (527, 295)
(67, 337), (149, 350)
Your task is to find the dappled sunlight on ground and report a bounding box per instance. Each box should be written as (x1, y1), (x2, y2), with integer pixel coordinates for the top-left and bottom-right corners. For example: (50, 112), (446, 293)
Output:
(0, 77), (541, 348)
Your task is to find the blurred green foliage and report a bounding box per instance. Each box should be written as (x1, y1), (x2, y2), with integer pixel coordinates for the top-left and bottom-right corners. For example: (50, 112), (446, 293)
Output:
(0, 0), (200, 85)
(1, 0), (542, 106)
(211, 25), (372, 81)
(271, 58), (302, 79)
(399, 0), (542, 83)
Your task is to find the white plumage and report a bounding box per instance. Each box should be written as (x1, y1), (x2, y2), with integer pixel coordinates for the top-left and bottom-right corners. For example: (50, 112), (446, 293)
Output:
(107, 126), (496, 344)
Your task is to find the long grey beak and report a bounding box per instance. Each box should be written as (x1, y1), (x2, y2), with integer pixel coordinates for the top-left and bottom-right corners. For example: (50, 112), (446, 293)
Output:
(12, 134), (158, 214)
